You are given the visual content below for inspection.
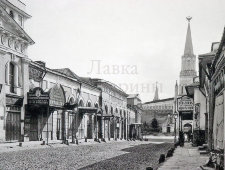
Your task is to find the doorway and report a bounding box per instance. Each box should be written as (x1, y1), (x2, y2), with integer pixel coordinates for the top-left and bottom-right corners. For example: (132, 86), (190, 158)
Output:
(6, 112), (21, 141)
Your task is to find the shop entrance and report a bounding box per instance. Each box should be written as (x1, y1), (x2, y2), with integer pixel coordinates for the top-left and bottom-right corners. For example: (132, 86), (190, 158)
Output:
(87, 115), (93, 139)
(29, 114), (38, 141)
(110, 119), (114, 138)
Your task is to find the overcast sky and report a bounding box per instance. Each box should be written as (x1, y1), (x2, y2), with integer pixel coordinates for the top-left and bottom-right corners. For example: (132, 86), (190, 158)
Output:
(23, 0), (225, 102)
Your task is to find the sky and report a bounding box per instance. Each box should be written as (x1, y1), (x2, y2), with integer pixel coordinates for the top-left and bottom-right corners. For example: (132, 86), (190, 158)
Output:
(23, 0), (225, 102)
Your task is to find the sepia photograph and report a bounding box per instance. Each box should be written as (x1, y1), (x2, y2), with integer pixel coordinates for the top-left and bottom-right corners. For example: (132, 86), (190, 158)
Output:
(0, 0), (224, 169)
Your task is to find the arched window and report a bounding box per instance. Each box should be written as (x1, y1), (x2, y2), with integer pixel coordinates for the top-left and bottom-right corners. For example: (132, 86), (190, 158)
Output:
(105, 105), (108, 114)
(87, 102), (92, 107)
(5, 62), (8, 84)
(9, 62), (14, 93)
(111, 107), (113, 115)
(78, 100), (84, 107)
(94, 103), (98, 108)
(9, 10), (14, 19)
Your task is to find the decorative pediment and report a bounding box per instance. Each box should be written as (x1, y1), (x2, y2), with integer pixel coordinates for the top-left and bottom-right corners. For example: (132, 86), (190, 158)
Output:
(0, 5), (34, 45)
(53, 68), (80, 80)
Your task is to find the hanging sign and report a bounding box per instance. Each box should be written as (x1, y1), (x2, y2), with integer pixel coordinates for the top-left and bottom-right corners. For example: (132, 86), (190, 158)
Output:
(49, 85), (65, 108)
(27, 87), (49, 105)
(177, 96), (194, 111)
(29, 65), (46, 82)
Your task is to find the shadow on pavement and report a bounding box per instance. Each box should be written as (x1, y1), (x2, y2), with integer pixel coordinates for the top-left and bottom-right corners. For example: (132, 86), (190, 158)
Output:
(79, 143), (173, 170)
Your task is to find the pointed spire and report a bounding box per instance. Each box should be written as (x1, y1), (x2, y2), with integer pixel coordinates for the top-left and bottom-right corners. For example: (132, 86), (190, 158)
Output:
(175, 80), (178, 98)
(153, 82), (159, 101)
(184, 16), (193, 55)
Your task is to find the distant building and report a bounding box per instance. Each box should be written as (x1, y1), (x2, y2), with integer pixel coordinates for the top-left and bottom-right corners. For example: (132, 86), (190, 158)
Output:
(179, 17), (197, 95)
(127, 94), (142, 139)
(142, 84), (174, 133)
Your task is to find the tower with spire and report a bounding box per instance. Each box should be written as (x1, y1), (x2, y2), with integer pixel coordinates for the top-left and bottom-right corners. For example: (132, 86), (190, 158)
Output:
(179, 17), (197, 95)
(153, 82), (159, 101)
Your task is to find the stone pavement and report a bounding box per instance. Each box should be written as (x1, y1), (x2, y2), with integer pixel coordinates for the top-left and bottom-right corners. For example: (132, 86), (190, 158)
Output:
(158, 143), (213, 170)
(0, 138), (163, 153)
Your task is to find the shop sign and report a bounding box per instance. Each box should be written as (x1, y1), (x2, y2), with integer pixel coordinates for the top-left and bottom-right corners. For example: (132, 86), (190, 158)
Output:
(78, 107), (97, 114)
(29, 65), (45, 82)
(6, 95), (23, 106)
(49, 85), (65, 108)
(177, 96), (194, 111)
(27, 87), (49, 105)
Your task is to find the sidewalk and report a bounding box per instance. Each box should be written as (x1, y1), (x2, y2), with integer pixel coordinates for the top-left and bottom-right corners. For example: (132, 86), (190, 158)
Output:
(158, 143), (212, 170)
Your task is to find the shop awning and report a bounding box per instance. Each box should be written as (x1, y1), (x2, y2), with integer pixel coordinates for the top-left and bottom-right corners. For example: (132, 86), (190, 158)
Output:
(6, 94), (24, 107)
(185, 82), (199, 98)
(131, 123), (142, 126)
(64, 102), (78, 110)
(78, 107), (98, 114)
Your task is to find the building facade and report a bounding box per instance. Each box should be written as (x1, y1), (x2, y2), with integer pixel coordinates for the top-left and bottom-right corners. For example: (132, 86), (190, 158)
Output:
(184, 28), (225, 168)
(0, 0), (34, 142)
(127, 94), (142, 139)
(87, 78), (128, 141)
(26, 62), (101, 142)
(142, 98), (174, 133)
(0, 0), (143, 144)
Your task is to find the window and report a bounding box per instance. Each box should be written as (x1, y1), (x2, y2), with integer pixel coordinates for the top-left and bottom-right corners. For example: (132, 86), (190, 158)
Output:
(105, 105), (108, 114)
(5, 63), (8, 84)
(9, 62), (14, 93)
(18, 15), (23, 27)
(42, 80), (48, 90)
(9, 11), (14, 19)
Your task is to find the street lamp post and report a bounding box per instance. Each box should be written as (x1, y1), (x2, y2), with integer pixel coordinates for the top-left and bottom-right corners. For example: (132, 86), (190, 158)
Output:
(173, 112), (178, 144)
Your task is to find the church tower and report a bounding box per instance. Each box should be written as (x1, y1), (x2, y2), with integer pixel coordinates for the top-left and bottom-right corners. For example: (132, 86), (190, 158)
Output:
(179, 17), (197, 95)
(153, 82), (159, 101)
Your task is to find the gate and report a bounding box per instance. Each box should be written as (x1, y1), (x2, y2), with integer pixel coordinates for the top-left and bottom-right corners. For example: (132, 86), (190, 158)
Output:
(6, 112), (21, 141)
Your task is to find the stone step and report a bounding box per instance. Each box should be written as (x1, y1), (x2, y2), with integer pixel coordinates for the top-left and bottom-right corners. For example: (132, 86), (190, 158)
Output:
(198, 146), (206, 150)
(199, 150), (209, 155)
(202, 144), (208, 148)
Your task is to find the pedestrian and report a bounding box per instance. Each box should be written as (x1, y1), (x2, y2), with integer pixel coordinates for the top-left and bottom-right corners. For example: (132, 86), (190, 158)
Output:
(179, 131), (184, 147)
(187, 129), (192, 142)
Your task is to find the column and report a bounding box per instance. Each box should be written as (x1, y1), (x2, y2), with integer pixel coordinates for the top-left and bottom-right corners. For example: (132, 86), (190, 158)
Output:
(21, 58), (30, 142)
(0, 51), (6, 141)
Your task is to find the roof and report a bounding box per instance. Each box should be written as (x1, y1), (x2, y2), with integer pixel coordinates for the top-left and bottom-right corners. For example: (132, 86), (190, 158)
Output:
(53, 68), (80, 80)
(143, 97), (174, 105)
(91, 78), (128, 97)
(79, 77), (97, 86)
(199, 51), (216, 57)
(0, 5), (34, 44)
(198, 42), (217, 87)
(4, 0), (31, 18)
(186, 82), (200, 87)
(127, 94), (139, 99)
(213, 27), (225, 69)
(184, 21), (194, 55)
(185, 82), (200, 97)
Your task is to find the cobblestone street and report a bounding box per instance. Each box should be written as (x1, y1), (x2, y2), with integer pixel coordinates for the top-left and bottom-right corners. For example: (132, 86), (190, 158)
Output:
(0, 141), (173, 170)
